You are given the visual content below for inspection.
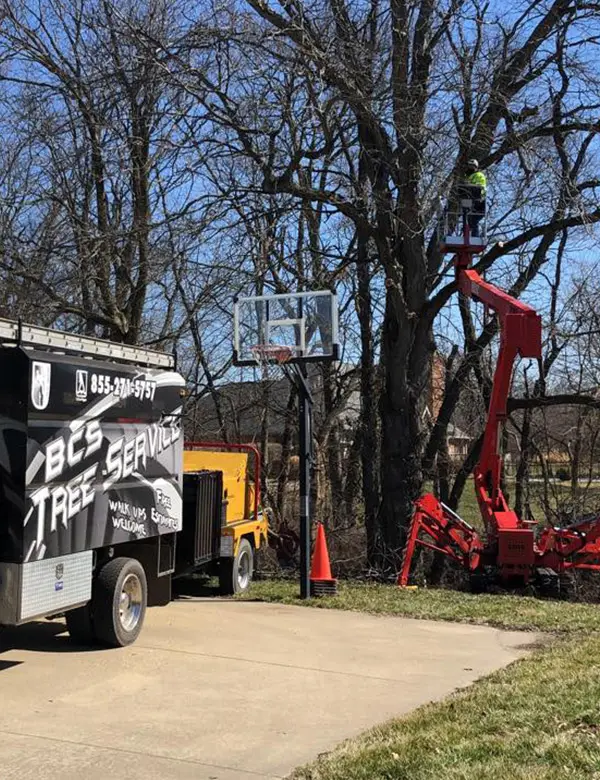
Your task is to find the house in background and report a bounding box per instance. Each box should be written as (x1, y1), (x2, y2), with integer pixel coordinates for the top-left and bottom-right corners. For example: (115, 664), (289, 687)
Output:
(505, 404), (600, 481)
(184, 367), (359, 475)
(447, 423), (472, 459)
(424, 352), (474, 461)
(185, 351), (473, 465)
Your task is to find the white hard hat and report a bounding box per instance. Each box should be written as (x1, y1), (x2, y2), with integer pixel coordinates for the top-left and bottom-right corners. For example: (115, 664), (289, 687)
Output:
(467, 158), (479, 168)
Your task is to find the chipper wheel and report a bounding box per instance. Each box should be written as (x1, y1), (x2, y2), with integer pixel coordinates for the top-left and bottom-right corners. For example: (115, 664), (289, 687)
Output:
(219, 538), (254, 596)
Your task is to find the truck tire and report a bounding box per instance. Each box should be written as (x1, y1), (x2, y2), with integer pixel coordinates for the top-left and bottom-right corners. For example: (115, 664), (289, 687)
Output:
(93, 557), (147, 647)
(65, 603), (95, 645)
(219, 539), (253, 596)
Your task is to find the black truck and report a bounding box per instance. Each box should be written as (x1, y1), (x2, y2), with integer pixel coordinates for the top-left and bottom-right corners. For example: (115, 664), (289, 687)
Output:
(0, 319), (266, 647)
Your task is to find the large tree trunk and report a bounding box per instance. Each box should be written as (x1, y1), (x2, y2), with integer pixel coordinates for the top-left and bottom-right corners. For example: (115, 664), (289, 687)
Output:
(355, 233), (380, 566)
(379, 283), (431, 572)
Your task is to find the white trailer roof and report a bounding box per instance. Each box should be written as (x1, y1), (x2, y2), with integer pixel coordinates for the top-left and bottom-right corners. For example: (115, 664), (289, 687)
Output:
(0, 317), (174, 369)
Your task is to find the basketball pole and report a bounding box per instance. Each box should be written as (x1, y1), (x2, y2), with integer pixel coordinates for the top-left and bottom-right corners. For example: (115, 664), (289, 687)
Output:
(294, 364), (313, 600)
(233, 289), (339, 600)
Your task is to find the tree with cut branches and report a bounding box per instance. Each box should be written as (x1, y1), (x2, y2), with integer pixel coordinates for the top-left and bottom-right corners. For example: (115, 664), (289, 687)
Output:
(164, 0), (600, 568)
(2, 0), (600, 575)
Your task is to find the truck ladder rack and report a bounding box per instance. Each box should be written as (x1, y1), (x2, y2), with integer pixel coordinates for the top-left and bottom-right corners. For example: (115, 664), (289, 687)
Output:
(0, 317), (174, 369)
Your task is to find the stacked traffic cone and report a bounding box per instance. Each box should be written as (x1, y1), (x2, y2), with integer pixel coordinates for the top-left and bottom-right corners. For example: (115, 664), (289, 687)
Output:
(310, 523), (337, 597)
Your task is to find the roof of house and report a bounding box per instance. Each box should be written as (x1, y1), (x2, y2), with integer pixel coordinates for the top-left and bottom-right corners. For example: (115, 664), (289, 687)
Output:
(184, 370), (359, 442)
(447, 423), (471, 441)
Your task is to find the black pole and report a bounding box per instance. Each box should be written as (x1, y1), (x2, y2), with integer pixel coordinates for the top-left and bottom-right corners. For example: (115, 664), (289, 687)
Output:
(297, 365), (312, 600)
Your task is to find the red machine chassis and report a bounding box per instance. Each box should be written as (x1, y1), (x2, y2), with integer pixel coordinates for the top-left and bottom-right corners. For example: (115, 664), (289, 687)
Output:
(398, 223), (600, 588)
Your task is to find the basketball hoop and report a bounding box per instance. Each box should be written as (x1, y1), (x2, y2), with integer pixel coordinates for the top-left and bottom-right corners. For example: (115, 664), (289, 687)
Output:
(233, 289), (339, 366)
(250, 344), (293, 365)
(250, 344), (295, 383)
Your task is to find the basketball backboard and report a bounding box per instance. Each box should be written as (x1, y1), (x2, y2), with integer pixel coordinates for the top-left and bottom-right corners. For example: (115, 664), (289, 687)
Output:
(233, 290), (339, 366)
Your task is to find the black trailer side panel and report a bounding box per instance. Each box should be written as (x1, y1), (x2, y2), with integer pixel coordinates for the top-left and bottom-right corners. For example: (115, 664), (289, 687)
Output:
(177, 471), (223, 572)
(0, 349), (29, 563)
(1, 348), (185, 564)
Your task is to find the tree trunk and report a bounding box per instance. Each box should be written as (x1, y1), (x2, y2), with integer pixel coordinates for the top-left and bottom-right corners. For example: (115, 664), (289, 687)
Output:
(325, 422), (344, 527)
(379, 284), (431, 573)
(355, 238), (380, 566)
(342, 424), (362, 527)
(276, 386), (296, 524)
(259, 383), (270, 511)
(320, 363), (344, 528)
(570, 410), (585, 517)
(515, 407), (532, 519)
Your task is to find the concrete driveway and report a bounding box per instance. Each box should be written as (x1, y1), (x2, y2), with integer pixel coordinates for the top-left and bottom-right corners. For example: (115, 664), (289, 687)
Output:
(0, 597), (538, 779)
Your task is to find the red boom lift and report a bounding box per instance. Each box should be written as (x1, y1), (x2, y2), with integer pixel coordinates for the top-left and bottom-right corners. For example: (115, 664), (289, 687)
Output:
(398, 193), (600, 595)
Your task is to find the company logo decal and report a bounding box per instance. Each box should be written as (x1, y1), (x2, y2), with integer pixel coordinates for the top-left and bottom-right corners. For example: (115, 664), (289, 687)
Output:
(31, 361), (51, 411)
(75, 370), (89, 402)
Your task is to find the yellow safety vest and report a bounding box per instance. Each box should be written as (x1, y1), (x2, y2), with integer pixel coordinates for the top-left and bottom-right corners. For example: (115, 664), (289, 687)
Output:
(467, 171), (487, 195)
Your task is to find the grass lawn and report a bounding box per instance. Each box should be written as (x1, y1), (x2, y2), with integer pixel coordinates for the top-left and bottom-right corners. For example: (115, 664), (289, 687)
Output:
(291, 634), (600, 780)
(245, 579), (600, 633)
(241, 581), (600, 779)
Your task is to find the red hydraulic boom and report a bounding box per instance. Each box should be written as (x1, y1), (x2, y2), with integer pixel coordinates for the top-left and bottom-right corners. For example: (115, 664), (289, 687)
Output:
(398, 197), (600, 592)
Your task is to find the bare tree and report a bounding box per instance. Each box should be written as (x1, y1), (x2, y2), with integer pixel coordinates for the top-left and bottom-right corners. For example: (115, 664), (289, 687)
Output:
(0, 0), (201, 343)
(1, 0), (600, 577)
(165, 0), (600, 569)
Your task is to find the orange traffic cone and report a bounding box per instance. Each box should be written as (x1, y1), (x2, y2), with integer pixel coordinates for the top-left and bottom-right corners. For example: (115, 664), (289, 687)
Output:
(310, 523), (337, 597)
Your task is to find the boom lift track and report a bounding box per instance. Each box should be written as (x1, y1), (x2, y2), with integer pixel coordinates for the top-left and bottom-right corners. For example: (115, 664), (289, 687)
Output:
(398, 198), (600, 591)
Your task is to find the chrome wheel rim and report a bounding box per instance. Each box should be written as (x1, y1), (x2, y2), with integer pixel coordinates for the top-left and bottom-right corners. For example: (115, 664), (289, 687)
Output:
(119, 573), (143, 632)
(237, 550), (251, 591)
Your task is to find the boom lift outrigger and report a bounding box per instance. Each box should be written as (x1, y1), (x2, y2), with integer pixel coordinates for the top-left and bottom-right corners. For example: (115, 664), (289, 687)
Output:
(398, 193), (600, 594)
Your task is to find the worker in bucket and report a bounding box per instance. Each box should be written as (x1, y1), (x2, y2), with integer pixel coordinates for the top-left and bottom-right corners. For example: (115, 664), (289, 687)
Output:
(462, 159), (487, 238)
